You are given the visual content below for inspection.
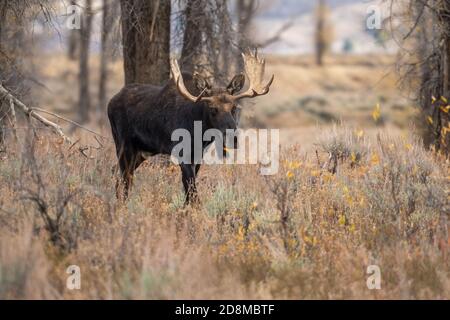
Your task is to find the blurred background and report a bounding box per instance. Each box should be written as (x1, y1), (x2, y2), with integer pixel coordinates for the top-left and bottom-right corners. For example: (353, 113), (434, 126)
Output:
(0, 0), (447, 152)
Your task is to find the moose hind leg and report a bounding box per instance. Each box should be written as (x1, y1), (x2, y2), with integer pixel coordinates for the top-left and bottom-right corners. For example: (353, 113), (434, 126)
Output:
(116, 147), (138, 201)
(180, 164), (198, 204)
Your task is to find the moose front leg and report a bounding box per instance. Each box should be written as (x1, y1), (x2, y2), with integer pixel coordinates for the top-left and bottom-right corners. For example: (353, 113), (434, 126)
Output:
(115, 148), (142, 202)
(118, 170), (133, 200)
(180, 164), (199, 204)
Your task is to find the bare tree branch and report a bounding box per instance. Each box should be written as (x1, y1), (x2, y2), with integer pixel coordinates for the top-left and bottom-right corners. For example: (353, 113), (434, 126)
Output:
(0, 84), (72, 143)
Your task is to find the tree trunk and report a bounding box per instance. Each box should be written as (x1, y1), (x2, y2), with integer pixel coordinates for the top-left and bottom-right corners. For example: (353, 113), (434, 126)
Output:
(438, 0), (450, 151)
(0, 1), (6, 153)
(78, 0), (93, 123)
(0, 0), (5, 48)
(443, 22), (450, 98)
(415, 1), (433, 146)
(236, 0), (255, 49)
(99, 0), (119, 123)
(315, 0), (326, 66)
(180, 0), (234, 83)
(0, 0), (21, 152)
(120, 0), (171, 86)
(416, 0), (450, 152)
(68, 29), (78, 60)
(217, 0), (233, 79)
(236, 0), (256, 70)
(181, 0), (204, 74)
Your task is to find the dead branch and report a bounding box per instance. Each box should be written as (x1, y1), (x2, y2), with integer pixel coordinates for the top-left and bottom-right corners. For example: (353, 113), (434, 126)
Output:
(255, 20), (295, 48)
(0, 84), (72, 144)
(31, 107), (108, 139)
(8, 96), (17, 140)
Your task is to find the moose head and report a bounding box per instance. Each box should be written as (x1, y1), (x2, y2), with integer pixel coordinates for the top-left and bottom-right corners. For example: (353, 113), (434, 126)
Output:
(169, 50), (275, 143)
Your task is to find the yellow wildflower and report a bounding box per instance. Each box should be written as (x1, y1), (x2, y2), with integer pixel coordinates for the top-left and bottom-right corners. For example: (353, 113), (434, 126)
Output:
(288, 161), (302, 169)
(355, 129), (364, 138)
(440, 105), (450, 113)
(311, 170), (321, 177)
(303, 235), (312, 244)
(371, 153), (380, 165)
(338, 214), (346, 226)
(351, 152), (357, 163)
(372, 103), (381, 122)
(286, 171), (294, 179)
(349, 223), (356, 233)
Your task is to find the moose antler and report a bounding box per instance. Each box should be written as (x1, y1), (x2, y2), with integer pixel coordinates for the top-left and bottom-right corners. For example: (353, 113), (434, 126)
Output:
(170, 59), (213, 103)
(232, 50), (275, 101)
(170, 50), (274, 103)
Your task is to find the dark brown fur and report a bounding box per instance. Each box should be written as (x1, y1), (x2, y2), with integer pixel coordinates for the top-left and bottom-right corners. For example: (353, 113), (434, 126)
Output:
(107, 74), (244, 203)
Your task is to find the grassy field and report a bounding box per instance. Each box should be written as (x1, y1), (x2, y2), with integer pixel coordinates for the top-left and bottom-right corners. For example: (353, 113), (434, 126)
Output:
(0, 127), (448, 299)
(0, 53), (448, 299)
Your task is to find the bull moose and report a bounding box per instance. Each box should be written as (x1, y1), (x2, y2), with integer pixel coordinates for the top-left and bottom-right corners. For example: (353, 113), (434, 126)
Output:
(107, 51), (274, 203)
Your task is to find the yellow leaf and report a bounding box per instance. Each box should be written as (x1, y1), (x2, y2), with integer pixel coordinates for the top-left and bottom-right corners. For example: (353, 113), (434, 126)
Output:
(427, 116), (434, 125)
(311, 170), (321, 177)
(349, 223), (356, 233)
(351, 152), (357, 163)
(372, 103), (381, 122)
(371, 153), (380, 165)
(286, 171), (294, 179)
(432, 96), (437, 103)
(338, 214), (346, 226)
(440, 105), (450, 113)
(303, 235), (312, 244)
(356, 129), (364, 138)
(441, 96), (448, 103)
(288, 161), (302, 169)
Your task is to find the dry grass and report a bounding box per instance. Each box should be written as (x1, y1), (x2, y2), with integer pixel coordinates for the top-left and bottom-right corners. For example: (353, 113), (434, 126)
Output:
(0, 124), (448, 299)
(1, 51), (447, 299)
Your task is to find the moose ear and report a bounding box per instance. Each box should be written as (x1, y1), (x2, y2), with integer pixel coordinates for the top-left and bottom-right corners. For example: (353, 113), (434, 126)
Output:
(193, 73), (211, 93)
(227, 74), (246, 95)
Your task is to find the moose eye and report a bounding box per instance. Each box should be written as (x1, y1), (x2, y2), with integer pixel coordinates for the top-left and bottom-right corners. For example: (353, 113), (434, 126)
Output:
(231, 105), (240, 116)
(210, 108), (219, 116)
